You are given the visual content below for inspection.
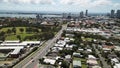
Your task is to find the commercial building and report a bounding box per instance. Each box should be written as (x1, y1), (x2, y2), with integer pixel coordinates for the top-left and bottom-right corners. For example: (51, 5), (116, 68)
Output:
(85, 10), (88, 17)
(80, 11), (84, 18)
(116, 10), (120, 19)
(0, 40), (41, 46)
(110, 10), (115, 18)
(0, 46), (24, 58)
(36, 14), (43, 23)
(0, 40), (41, 58)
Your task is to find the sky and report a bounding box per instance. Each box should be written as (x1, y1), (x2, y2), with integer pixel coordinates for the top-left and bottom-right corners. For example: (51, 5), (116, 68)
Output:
(0, 0), (120, 13)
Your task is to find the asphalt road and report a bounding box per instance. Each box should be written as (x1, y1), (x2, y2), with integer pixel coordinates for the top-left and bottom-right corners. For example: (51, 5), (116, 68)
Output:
(13, 24), (67, 68)
(93, 44), (111, 68)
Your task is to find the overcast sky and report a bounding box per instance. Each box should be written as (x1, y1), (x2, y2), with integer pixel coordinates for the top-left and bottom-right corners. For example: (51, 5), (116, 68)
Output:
(0, 0), (120, 13)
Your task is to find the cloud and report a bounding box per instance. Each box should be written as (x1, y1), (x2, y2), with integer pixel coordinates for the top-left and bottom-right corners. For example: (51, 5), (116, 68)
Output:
(60, 0), (113, 8)
(92, 0), (112, 7)
(0, 0), (120, 10)
(1, 0), (55, 5)
(60, 0), (91, 5)
(113, 3), (120, 8)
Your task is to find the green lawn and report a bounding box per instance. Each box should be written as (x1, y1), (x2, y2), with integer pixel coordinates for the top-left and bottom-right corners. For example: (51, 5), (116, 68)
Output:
(5, 33), (34, 40)
(0, 27), (41, 34)
(81, 36), (93, 42)
(15, 27), (26, 34)
(0, 27), (26, 33)
(5, 35), (18, 40)
(0, 27), (12, 32)
(0, 27), (41, 41)
(73, 57), (87, 68)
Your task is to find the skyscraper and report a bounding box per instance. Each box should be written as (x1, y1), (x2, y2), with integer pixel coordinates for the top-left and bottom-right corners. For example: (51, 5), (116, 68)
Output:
(110, 10), (115, 18)
(80, 11), (84, 18)
(36, 14), (43, 23)
(67, 13), (72, 19)
(116, 10), (120, 19)
(36, 14), (40, 23)
(62, 13), (67, 19)
(85, 10), (88, 16)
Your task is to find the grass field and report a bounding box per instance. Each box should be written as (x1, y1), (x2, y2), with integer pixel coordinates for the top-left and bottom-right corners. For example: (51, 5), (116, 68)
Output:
(0, 27), (40, 41)
(0, 27), (26, 33)
(73, 57), (87, 68)
(81, 36), (93, 42)
(5, 33), (34, 40)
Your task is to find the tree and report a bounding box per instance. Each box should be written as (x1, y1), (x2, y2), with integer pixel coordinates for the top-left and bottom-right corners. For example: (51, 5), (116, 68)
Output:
(0, 31), (5, 41)
(40, 32), (54, 40)
(0, 31), (5, 36)
(12, 27), (16, 34)
(6, 29), (12, 34)
(0, 36), (5, 41)
(19, 28), (24, 33)
(17, 35), (21, 41)
(26, 27), (31, 33)
(39, 58), (44, 64)
(61, 61), (69, 68)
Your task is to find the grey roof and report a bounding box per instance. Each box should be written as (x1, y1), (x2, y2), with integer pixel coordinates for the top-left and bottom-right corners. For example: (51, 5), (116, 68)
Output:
(73, 60), (81, 67)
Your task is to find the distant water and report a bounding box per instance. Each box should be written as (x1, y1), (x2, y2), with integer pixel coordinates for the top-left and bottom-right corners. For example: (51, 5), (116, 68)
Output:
(0, 14), (62, 18)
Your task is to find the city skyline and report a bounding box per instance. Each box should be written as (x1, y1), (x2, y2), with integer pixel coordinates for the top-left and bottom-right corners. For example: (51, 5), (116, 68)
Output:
(0, 0), (120, 13)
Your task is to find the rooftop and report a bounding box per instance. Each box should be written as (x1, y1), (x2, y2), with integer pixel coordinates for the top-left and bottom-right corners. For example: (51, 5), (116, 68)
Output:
(43, 58), (56, 65)
(0, 46), (24, 49)
(10, 48), (21, 55)
(73, 60), (81, 66)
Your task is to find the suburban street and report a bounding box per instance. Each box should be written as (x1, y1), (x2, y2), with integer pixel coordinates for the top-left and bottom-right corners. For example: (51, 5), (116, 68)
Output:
(13, 24), (67, 68)
(93, 44), (111, 68)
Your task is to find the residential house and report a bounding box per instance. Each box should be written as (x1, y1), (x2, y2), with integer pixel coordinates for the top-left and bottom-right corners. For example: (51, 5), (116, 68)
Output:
(43, 58), (56, 65)
(73, 60), (82, 68)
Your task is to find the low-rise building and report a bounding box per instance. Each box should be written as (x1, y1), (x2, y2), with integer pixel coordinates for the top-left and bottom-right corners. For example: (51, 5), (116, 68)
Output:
(65, 55), (72, 62)
(43, 58), (56, 65)
(0, 46), (24, 58)
(54, 40), (66, 48)
(73, 52), (83, 58)
(114, 46), (120, 51)
(111, 58), (119, 65)
(73, 60), (81, 68)
(102, 45), (115, 52)
(0, 41), (41, 47)
(88, 55), (97, 60)
(113, 63), (120, 68)
(92, 66), (101, 68)
(87, 55), (98, 66)
(86, 49), (92, 53)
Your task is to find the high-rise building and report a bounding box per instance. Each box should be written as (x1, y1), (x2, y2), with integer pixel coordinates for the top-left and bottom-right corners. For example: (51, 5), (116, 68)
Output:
(36, 14), (40, 23)
(110, 10), (115, 18)
(62, 13), (67, 19)
(80, 11), (84, 18)
(36, 14), (40, 19)
(116, 10), (120, 19)
(36, 14), (43, 23)
(85, 10), (88, 16)
(67, 13), (72, 19)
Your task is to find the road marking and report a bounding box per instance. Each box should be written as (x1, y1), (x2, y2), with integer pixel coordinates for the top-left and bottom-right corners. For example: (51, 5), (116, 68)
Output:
(22, 59), (33, 68)
(13, 24), (67, 68)
(22, 41), (51, 68)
